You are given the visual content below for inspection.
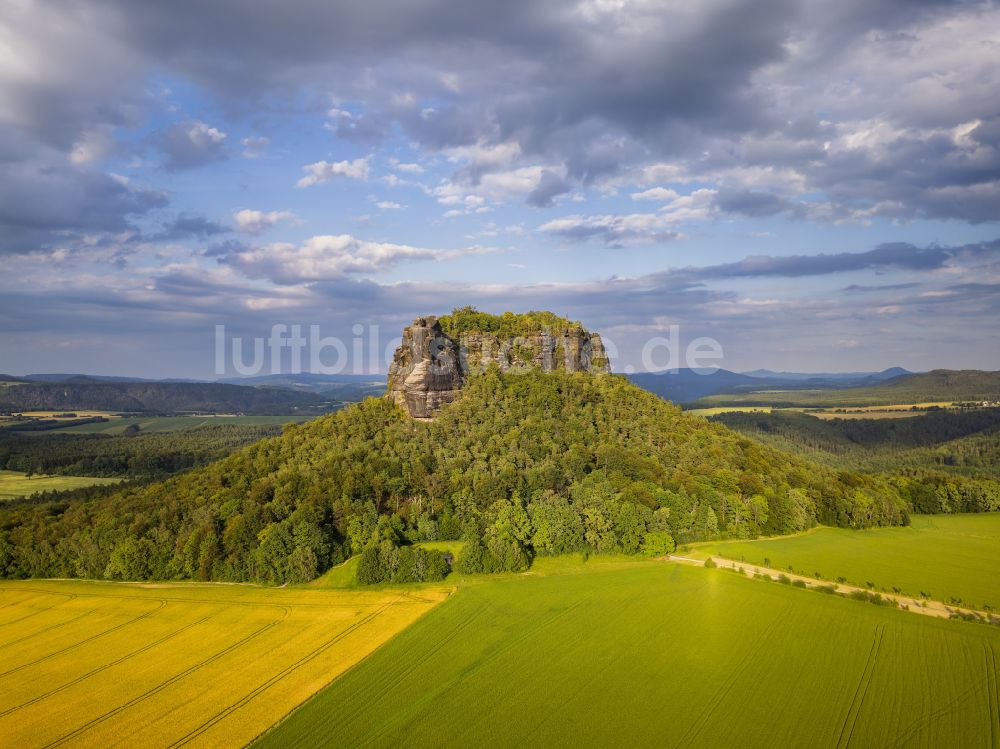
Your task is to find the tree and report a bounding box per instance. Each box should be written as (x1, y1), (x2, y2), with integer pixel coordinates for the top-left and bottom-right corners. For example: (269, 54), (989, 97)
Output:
(641, 531), (675, 557)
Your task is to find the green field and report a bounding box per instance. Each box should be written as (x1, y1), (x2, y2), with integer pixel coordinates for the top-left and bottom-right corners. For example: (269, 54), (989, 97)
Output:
(0, 470), (120, 500)
(258, 557), (1000, 748)
(45, 414), (306, 434)
(0, 579), (449, 748)
(695, 513), (1000, 609)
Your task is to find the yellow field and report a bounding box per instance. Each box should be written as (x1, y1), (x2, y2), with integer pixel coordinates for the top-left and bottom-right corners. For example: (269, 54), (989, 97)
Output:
(686, 406), (773, 416)
(0, 579), (450, 748)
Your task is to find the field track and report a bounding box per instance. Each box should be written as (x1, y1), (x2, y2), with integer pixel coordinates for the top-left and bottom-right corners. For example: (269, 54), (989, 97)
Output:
(0, 580), (449, 748)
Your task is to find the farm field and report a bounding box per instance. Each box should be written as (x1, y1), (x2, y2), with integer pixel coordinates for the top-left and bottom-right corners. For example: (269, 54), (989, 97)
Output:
(0, 470), (120, 500)
(696, 513), (1000, 609)
(257, 558), (1000, 748)
(0, 579), (450, 748)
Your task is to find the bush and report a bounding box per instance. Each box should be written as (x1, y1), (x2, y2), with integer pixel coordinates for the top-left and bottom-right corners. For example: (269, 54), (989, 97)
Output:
(641, 531), (675, 557)
(704, 557), (717, 569)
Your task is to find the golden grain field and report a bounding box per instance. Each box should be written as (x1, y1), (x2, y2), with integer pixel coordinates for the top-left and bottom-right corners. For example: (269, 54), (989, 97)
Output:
(0, 579), (450, 748)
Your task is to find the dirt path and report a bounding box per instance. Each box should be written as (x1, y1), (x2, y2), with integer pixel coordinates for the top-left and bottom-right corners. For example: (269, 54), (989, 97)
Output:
(667, 554), (995, 622)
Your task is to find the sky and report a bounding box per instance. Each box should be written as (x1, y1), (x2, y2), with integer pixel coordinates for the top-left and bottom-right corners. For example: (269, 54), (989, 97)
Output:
(1, 0), (999, 378)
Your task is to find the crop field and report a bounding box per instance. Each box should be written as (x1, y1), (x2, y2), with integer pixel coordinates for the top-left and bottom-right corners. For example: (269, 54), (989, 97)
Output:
(0, 579), (450, 748)
(696, 513), (1000, 609)
(0, 470), (120, 500)
(258, 558), (1000, 748)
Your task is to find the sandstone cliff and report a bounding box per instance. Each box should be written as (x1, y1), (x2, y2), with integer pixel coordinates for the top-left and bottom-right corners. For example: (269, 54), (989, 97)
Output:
(388, 311), (610, 418)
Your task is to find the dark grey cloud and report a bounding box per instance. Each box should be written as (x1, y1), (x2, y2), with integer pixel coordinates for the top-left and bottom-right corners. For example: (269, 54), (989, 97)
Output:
(158, 120), (229, 171)
(3, 0), (1000, 224)
(0, 150), (168, 254)
(526, 170), (571, 208)
(690, 241), (957, 280)
(150, 215), (230, 242)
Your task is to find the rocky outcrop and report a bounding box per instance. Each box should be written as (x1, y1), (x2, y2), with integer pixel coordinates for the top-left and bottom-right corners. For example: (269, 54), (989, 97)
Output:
(388, 314), (610, 418)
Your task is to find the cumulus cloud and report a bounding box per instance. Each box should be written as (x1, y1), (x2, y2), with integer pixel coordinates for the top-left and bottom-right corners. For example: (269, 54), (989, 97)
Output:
(296, 157), (370, 187)
(219, 234), (494, 284)
(158, 120), (228, 171)
(232, 209), (296, 234)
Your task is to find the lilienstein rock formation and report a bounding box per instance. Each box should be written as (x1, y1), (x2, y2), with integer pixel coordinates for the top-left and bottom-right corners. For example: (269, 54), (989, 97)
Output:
(388, 315), (611, 418)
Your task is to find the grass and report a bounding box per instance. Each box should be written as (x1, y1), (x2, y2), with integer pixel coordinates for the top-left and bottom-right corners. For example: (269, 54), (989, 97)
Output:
(46, 414), (306, 434)
(0, 579), (450, 748)
(694, 513), (1000, 609)
(0, 470), (120, 500)
(257, 557), (1000, 748)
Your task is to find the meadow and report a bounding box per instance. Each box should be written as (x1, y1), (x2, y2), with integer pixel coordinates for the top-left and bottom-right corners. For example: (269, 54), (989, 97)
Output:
(258, 557), (1000, 748)
(0, 579), (450, 748)
(695, 513), (1000, 609)
(0, 470), (120, 500)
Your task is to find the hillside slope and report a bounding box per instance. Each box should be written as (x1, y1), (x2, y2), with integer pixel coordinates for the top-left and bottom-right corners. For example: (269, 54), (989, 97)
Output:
(0, 370), (908, 583)
(0, 381), (329, 414)
(693, 369), (1000, 408)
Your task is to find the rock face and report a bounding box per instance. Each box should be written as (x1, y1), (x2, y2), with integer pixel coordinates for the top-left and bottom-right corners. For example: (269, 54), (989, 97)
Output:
(388, 314), (610, 418)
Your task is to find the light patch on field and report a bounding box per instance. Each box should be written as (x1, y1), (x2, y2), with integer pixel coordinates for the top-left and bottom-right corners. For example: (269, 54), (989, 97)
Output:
(0, 470), (120, 500)
(0, 579), (450, 748)
(686, 406), (773, 416)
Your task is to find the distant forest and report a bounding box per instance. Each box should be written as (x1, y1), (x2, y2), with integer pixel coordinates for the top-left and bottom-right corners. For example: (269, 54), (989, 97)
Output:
(713, 409), (1000, 514)
(0, 424), (284, 478)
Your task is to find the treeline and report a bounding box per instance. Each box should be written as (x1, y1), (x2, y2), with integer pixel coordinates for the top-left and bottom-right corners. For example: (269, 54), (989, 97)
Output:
(0, 424), (283, 478)
(713, 409), (1000, 476)
(713, 409), (1000, 513)
(437, 306), (581, 338)
(0, 370), (909, 584)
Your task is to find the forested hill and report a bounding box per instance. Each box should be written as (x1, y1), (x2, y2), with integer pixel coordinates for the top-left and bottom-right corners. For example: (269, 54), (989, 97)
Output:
(692, 369), (1000, 408)
(0, 381), (329, 415)
(0, 370), (909, 583)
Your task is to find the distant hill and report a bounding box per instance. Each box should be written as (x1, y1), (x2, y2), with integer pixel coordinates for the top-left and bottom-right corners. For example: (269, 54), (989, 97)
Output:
(0, 381), (332, 415)
(693, 369), (1000, 408)
(627, 368), (760, 404)
(741, 367), (910, 383)
(218, 373), (386, 400)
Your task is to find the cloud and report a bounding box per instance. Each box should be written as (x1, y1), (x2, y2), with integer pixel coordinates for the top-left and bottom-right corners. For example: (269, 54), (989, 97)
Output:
(296, 157), (370, 187)
(233, 209), (296, 234)
(151, 215), (230, 242)
(376, 201), (402, 210)
(0, 160), (167, 254)
(219, 234), (492, 284)
(540, 213), (682, 247)
(158, 120), (228, 171)
(241, 135), (269, 158)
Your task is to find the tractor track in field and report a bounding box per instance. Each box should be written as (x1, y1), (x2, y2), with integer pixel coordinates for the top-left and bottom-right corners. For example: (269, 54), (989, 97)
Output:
(0, 613), (218, 718)
(168, 595), (405, 748)
(308, 596), (489, 742)
(0, 590), (77, 629)
(673, 602), (794, 749)
(0, 607), (98, 649)
(0, 598), (167, 679)
(836, 624), (885, 749)
(42, 605), (292, 748)
(355, 594), (595, 749)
